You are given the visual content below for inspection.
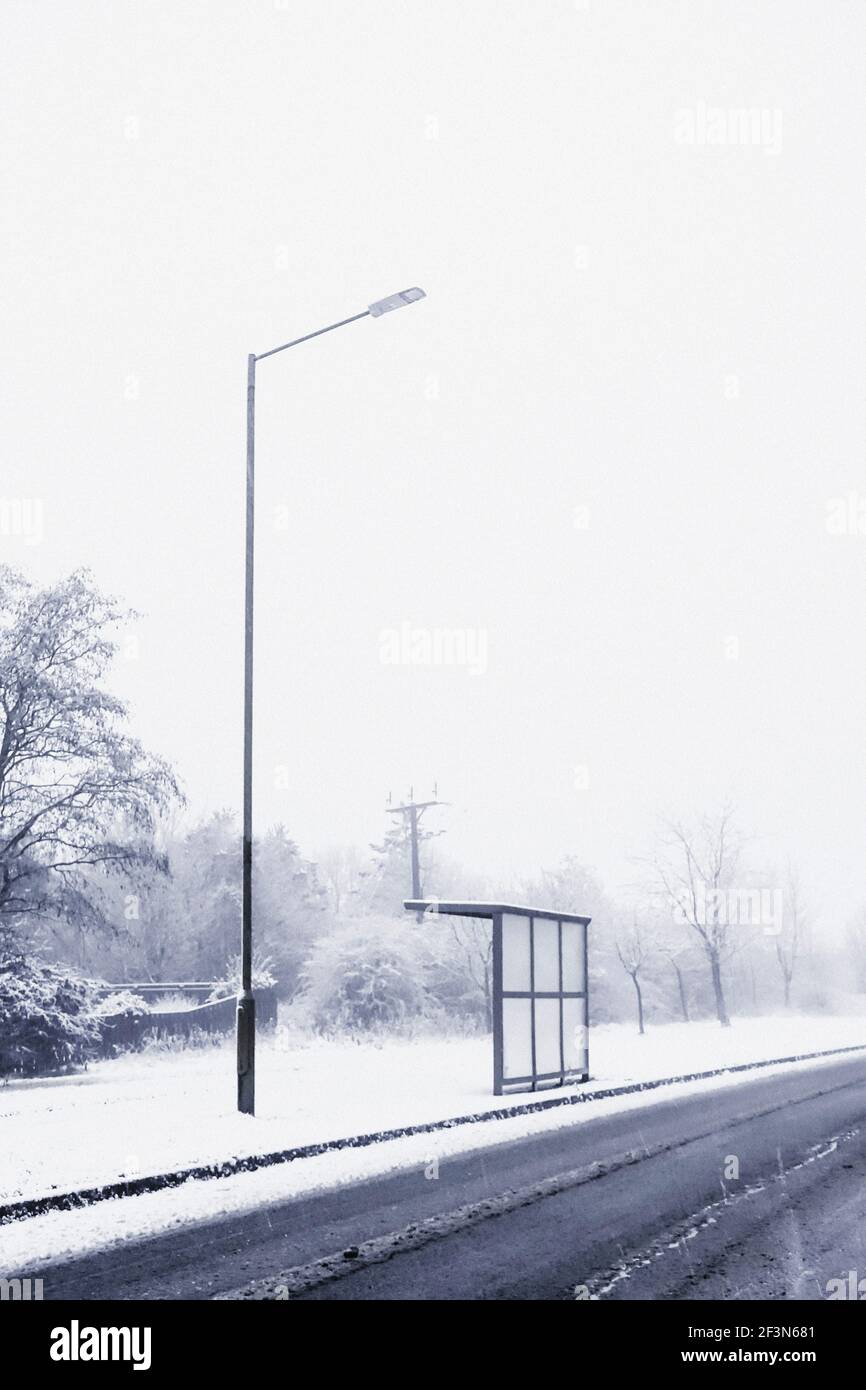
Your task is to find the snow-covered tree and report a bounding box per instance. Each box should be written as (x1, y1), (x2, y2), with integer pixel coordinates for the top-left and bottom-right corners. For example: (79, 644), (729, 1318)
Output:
(0, 567), (180, 945)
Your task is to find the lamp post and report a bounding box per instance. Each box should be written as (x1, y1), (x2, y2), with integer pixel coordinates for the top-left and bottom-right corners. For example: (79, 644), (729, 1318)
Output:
(237, 287), (427, 1115)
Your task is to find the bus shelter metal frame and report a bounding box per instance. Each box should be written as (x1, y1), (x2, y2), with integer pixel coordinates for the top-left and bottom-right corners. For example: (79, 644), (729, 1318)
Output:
(405, 899), (591, 1096)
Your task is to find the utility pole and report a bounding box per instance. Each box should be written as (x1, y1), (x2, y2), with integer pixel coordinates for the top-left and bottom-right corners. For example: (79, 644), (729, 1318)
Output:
(385, 785), (446, 921)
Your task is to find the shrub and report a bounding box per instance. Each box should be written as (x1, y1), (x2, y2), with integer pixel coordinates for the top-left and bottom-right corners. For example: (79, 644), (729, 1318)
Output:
(91, 990), (150, 1020)
(299, 919), (431, 1036)
(0, 954), (102, 1077)
(209, 950), (277, 1001)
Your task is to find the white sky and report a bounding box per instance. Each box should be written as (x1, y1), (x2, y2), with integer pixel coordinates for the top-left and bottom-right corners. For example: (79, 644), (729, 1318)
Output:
(3, 1), (866, 931)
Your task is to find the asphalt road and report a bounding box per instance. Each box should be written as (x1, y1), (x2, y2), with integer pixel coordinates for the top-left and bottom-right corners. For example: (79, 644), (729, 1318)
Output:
(30, 1052), (866, 1301)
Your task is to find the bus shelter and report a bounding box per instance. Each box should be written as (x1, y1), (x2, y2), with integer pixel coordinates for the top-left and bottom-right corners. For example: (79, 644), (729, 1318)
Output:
(404, 899), (590, 1095)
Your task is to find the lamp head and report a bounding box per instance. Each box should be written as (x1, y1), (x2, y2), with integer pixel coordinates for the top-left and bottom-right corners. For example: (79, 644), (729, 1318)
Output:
(368, 287), (426, 318)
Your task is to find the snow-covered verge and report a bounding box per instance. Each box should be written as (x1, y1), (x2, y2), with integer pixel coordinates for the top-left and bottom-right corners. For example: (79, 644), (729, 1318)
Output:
(3, 1014), (865, 1204)
(1, 1039), (861, 1273)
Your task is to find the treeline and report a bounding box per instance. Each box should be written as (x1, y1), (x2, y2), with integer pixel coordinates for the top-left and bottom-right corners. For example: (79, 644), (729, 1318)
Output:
(26, 807), (863, 1038)
(39, 813), (328, 996)
(1, 567), (862, 1041)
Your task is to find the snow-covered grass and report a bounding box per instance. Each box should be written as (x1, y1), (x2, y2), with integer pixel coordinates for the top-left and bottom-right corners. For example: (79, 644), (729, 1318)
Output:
(2, 1013), (865, 1211)
(2, 1013), (865, 1275)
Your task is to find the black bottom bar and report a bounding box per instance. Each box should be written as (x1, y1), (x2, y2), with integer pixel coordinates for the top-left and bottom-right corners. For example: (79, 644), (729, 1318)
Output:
(9, 1296), (857, 1373)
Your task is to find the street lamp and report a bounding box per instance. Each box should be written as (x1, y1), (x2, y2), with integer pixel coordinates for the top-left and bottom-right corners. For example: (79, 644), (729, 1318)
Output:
(237, 288), (427, 1115)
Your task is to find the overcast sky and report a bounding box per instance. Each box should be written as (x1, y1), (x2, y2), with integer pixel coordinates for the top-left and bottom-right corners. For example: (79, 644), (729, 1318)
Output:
(3, 1), (866, 932)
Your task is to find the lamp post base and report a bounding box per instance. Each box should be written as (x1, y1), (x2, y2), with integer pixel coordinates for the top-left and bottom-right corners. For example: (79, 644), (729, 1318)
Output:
(236, 993), (256, 1115)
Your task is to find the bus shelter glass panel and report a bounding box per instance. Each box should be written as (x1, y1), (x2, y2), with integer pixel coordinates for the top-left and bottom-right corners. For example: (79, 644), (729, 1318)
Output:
(502, 997), (533, 1079)
(533, 918), (559, 992)
(502, 913), (531, 992)
(561, 921), (585, 992)
(562, 995), (589, 1074)
(534, 997), (561, 1075)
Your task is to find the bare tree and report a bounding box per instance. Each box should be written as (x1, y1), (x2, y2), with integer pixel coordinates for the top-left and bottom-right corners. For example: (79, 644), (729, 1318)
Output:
(846, 908), (866, 993)
(616, 918), (651, 1035)
(430, 916), (494, 1029)
(776, 864), (806, 1008)
(649, 807), (745, 1028)
(657, 935), (692, 1022)
(317, 844), (364, 916)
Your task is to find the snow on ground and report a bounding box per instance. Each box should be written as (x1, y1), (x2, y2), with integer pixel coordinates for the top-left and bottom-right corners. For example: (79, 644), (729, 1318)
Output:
(3, 1015), (865, 1209)
(1, 1014), (865, 1275)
